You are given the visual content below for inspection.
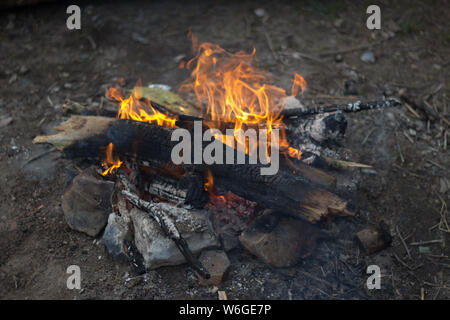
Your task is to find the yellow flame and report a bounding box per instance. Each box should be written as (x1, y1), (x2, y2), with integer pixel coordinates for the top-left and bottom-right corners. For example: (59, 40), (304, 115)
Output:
(100, 142), (123, 176)
(106, 84), (177, 127)
(180, 33), (305, 158)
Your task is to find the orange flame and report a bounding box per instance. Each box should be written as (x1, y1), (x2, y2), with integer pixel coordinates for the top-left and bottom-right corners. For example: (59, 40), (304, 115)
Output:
(100, 142), (123, 176)
(204, 169), (214, 192)
(103, 35), (306, 177)
(291, 73), (307, 97)
(180, 33), (305, 158)
(106, 84), (177, 127)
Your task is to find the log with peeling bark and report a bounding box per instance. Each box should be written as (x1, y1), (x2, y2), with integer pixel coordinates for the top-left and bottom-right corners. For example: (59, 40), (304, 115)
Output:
(33, 115), (355, 223)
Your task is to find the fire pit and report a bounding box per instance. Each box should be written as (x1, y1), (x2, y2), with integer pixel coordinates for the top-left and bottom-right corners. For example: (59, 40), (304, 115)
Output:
(33, 35), (399, 284)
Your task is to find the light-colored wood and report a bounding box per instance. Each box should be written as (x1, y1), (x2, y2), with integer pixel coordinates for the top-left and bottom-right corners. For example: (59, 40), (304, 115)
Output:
(33, 116), (115, 150)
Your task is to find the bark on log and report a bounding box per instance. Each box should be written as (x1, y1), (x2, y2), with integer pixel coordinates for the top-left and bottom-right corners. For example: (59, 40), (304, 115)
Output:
(34, 116), (354, 223)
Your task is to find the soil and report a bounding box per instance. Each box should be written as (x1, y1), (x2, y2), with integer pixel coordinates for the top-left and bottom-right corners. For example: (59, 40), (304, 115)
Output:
(0, 0), (448, 300)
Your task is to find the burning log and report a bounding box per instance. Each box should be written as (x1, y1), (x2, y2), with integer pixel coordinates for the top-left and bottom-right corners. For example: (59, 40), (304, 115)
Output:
(281, 98), (401, 118)
(33, 115), (354, 223)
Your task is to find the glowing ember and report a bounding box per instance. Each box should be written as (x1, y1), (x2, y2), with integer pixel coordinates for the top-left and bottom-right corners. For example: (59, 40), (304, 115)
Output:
(100, 142), (123, 176)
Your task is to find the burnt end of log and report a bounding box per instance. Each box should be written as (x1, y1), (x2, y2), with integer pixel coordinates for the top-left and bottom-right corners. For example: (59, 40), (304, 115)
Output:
(138, 169), (209, 209)
(64, 119), (179, 170)
(209, 162), (352, 223)
(286, 112), (347, 144)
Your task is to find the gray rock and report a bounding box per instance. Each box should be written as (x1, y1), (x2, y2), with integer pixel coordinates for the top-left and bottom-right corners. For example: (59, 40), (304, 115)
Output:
(439, 177), (449, 194)
(335, 54), (343, 63)
(360, 51), (376, 63)
(239, 214), (321, 267)
(198, 250), (230, 286)
(103, 212), (132, 261)
(131, 204), (218, 269)
(62, 168), (114, 237)
(281, 96), (305, 111)
(356, 223), (392, 254)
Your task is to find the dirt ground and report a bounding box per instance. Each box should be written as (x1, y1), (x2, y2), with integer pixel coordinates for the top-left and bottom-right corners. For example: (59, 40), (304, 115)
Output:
(0, 0), (448, 300)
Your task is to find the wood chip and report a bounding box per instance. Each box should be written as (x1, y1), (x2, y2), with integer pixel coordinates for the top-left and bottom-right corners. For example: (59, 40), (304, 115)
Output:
(218, 290), (227, 300)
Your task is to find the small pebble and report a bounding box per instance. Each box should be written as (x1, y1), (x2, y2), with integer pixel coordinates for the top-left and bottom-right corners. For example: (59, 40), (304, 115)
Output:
(360, 51), (375, 63)
(254, 8), (265, 17)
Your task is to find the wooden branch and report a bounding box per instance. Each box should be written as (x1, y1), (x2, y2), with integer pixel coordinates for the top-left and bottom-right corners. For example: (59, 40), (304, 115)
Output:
(281, 98), (401, 118)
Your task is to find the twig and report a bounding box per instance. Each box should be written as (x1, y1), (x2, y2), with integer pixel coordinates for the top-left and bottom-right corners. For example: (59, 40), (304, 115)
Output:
(404, 102), (421, 119)
(403, 131), (414, 144)
(395, 131), (405, 164)
(362, 127), (376, 145)
(298, 270), (333, 288)
(396, 226), (411, 259)
(22, 147), (57, 168)
(401, 94), (450, 126)
(264, 32), (279, 62)
(409, 239), (443, 246)
(392, 253), (411, 270)
(426, 159), (447, 171)
(318, 40), (384, 57)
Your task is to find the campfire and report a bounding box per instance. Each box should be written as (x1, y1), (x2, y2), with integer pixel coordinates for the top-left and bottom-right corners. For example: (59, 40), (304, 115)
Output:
(33, 35), (400, 283)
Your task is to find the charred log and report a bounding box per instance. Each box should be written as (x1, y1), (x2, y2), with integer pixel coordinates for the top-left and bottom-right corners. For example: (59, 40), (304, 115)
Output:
(34, 116), (354, 223)
(281, 98), (401, 118)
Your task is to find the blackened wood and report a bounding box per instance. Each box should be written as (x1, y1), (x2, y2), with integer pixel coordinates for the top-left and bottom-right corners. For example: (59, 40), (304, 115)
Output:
(139, 169), (209, 209)
(281, 98), (401, 118)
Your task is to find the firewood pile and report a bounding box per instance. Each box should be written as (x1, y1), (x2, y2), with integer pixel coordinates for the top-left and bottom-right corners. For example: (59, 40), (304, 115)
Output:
(32, 37), (400, 284)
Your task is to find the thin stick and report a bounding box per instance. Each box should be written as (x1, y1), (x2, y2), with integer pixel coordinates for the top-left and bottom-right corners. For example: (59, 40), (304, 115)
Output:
(409, 240), (443, 246)
(395, 131), (405, 164)
(362, 127), (376, 145)
(281, 98), (401, 118)
(426, 159), (447, 171)
(264, 32), (279, 62)
(396, 226), (411, 259)
(318, 40), (384, 57)
(21, 147), (57, 167)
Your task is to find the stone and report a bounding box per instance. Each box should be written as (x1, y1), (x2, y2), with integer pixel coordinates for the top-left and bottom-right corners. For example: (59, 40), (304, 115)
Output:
(131, 204), (218, 269)
(239, 214), (321, 267)
(439, 177), (448, 194)
(254, 8), (265, 17)
(0, 116), (13, 128)
(281, 96), (305, 112)
(103, 212), (132, 261)
(360, 51), (375, 63)
(356, 222), (392, 254)
(197, 250), (230, 286)
(61, 167), (114, 236)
